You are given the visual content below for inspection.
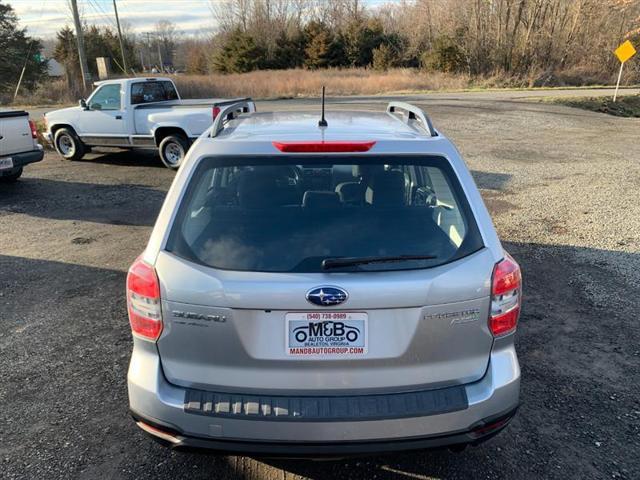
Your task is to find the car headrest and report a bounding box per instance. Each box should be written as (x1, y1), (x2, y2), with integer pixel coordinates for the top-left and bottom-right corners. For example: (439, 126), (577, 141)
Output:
(367, 170), (407, 206)
(352, 164), (384, 180)
(303, 191), (341, 209)
(335, 182), (364, 205)
(237, 170), (278, 208)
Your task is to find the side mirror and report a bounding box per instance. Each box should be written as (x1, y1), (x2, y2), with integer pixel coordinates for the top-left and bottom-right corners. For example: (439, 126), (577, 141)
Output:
(79, 99), (88, 110)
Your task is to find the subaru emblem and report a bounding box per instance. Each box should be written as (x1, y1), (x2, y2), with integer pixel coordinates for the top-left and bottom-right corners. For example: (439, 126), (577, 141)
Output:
(306, 286), (348, 307)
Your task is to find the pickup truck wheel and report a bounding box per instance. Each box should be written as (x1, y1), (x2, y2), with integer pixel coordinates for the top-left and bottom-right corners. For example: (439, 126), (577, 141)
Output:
(54, 128), (85, 161)
(0, 167), (23, 183)
(159, 134), (190, 170)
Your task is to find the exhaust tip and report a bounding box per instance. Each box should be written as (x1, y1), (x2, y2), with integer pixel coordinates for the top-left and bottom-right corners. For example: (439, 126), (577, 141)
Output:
(136, 420), (181, 445)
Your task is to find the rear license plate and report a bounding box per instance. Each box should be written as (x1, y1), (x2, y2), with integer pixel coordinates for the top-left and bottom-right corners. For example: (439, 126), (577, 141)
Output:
(0, 157), (13, 170)
(286, 312), (368, 357)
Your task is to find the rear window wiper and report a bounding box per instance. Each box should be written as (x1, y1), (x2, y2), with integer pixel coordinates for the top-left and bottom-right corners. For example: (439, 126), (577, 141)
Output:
(321, 254), (438, 270)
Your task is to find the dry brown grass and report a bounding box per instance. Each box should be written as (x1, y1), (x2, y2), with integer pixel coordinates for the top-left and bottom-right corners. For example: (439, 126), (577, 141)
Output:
(11, 79), (80, 106)
(172, 68), (471, 99)
(8, 66), (622, 107)
(8, 69), (472, 106)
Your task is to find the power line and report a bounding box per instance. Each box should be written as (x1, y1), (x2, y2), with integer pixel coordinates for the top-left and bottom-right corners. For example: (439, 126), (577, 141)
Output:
(85, 0), (118, 29)
(83, 0), (128, 73)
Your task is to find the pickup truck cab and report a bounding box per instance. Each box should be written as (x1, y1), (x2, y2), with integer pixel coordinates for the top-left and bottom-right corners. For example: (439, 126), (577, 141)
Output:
(43, 77), (251, 169)
(0, 110), (44, 182)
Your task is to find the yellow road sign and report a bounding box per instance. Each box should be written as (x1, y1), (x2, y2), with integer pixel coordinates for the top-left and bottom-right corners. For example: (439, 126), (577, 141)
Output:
(615, 40), (636, 63)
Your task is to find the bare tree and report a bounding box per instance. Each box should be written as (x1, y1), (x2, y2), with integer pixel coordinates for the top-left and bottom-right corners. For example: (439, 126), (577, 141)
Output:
(154, 20), (178, 70)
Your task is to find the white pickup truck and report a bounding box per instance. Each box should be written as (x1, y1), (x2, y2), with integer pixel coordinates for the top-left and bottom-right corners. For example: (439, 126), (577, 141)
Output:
(43, 77), (253, 169)
(0, 110), (44, 182)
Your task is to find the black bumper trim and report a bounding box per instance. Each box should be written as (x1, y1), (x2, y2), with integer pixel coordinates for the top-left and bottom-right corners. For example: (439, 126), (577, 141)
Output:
(131, 406), (518, 457)
(184, 384), (468, 422)
(2, 149), (44, 170)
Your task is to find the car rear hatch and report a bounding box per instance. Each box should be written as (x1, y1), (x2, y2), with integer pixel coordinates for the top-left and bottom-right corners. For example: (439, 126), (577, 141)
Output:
(155, 154), (495, 393)
(155, 249), (494, 392)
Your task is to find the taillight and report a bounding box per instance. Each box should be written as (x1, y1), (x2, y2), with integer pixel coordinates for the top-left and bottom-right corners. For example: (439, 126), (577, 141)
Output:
(212, 106), (221, 120)
(28, 120), (38, 139)
(126, 256), (162, 341)
(272, 141), (376, 153)
(489, 253), (521, 337)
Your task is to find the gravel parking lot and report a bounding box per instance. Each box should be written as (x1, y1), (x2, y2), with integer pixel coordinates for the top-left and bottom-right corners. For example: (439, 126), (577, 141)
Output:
(1, 91), (639, 479)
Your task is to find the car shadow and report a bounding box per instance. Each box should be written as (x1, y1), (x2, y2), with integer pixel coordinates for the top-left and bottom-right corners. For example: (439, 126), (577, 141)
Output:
(2, 240), (639, 479)
(254, 449), (491, 479)
(76, 148), (167, 168)
(231, 241), (639, 480)
(0, 177), (167, 226)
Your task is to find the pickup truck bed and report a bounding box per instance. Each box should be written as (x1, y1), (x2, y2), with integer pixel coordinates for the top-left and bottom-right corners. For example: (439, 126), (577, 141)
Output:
(133, 98), (250, 109)
(0, 110), (44, 182)
(132, 97), (250, 143)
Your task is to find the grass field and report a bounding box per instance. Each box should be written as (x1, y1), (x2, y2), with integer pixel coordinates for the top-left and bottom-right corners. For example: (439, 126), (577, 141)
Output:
(11, 67), (631, 106)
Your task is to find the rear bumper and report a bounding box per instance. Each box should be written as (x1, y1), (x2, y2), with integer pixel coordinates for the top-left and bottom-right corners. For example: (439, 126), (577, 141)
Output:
(0, 147), (44, 176)
(131, 406), (518, 456)
(127, 339), (520, 454)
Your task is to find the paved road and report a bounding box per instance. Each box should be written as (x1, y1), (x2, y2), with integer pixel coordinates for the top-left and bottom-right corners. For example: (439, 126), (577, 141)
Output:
(1, 93), (639, 479)
(24, 86), (640, 119)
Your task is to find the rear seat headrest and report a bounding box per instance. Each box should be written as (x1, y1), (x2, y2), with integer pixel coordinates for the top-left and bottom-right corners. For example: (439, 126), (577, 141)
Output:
(352, 164), (384, 179)
(237, 170), (277, 208)
(302, 191), (341, 208)
(367, 170), (407, 206)
(335, 182), (364, 205)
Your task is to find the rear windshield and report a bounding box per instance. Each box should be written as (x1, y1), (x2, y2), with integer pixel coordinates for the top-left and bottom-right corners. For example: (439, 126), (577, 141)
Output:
(167, 156), (483, 273)
(130, 81), (178, 104)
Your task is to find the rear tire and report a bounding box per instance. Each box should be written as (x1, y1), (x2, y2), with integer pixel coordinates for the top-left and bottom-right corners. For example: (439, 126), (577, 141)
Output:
(159, 134), (190, 170)
(0, 167), (23, 183)
(54, 128), (86, 161)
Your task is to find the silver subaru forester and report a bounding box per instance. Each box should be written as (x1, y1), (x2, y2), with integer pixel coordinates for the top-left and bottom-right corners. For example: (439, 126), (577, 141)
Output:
(126, 101), (521, 456)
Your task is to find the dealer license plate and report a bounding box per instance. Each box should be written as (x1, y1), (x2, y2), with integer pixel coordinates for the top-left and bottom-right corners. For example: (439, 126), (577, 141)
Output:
(286, 312), (368, 357)
(0, 157), (14, 170)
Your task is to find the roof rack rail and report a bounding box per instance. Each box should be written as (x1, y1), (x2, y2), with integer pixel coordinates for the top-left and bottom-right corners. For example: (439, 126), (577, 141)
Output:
(386, 102), (438, 137)
(210, 98), (256, 138)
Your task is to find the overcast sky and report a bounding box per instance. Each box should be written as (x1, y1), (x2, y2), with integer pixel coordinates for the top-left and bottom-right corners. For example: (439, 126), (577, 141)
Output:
(11, 0), (224, 39)
(10, 0), (390, 39)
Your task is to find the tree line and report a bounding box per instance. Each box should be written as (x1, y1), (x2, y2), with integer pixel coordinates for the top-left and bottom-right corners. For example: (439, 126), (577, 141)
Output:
(191, 0), (640, 81)
(3, 0), (640, 101)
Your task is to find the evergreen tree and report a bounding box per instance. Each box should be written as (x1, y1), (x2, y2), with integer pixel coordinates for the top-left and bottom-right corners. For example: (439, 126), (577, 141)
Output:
(303, 22), (345, 69)
(212, 29), (267, 73)
(342, 18), (385, 67)
(269, 31), (306, 69)
(0, 3), (47, 96)
(54, 25), (139, 90)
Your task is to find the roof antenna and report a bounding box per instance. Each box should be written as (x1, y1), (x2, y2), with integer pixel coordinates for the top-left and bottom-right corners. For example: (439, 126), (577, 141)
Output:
(318, 86), (328, 127)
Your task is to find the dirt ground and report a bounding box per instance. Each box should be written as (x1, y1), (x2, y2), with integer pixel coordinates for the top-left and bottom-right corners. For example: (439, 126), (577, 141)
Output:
(1, 93), (639, 479)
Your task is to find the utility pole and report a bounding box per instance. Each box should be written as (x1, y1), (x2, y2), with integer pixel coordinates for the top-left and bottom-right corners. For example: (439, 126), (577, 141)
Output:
(156, 35), (163, 73)
(70, 0), (91, 90)
(145, 32), (154, 72)
(112, 0), (128, 75)
(143, 32), (163, 72)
